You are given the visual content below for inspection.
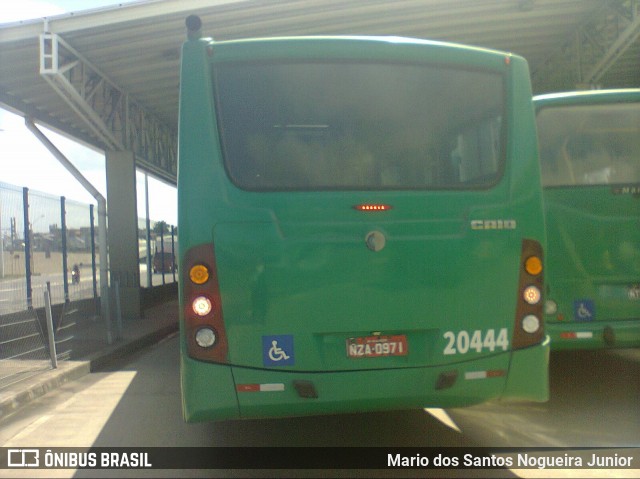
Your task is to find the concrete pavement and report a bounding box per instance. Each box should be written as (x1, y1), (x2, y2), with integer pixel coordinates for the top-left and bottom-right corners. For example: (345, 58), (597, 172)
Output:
(0, 298), (178, 421)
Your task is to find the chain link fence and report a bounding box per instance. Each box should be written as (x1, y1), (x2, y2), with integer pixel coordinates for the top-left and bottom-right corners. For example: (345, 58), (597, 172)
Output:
(0, 181), (176, 388)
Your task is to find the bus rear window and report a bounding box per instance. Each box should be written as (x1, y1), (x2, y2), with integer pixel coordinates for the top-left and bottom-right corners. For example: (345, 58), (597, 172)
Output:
(537, 102), (640, 187)
(214, 62), (504, 191)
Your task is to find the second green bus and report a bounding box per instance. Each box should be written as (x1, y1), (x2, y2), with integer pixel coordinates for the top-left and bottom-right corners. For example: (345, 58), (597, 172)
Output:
(535, 89), (640, 350)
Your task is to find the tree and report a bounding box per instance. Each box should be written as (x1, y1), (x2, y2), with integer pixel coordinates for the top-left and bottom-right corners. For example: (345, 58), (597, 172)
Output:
(152, 221), (171, 235)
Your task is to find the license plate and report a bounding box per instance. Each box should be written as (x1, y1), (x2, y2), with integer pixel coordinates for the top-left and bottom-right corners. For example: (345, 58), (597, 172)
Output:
(346, 335), (408, 358)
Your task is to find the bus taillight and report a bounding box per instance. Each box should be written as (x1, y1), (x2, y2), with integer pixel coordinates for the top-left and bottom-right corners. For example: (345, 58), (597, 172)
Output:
(183, 243), (229, 363)
(195, 327), (217, 348)
(192, 295), (213, 316)
(521, 314), (541, 334)
(524, 256), (543, 276)
(512, 239), (545, 350)
(523, 285), (541, 305)
(189, 264), (210, 284)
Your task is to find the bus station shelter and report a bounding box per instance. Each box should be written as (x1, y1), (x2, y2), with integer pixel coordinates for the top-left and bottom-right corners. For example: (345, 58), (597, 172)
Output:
(0, 0), (638, 320)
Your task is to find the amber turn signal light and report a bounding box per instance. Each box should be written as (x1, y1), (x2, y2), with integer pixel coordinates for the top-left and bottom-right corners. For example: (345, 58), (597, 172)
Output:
(524, 256), (542, 276)
(189, 264), (210, 284)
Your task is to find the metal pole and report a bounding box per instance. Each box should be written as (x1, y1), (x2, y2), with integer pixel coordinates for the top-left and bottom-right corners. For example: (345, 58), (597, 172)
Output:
(160, 229), (165, 285)
(114, 279), (123, 340)
(0, 193), (4, 279)
(25, 118), (111, 344)
(171, 225), (176, 283)
(61, 196), (69, 303)
(44, 288), (58, 369)
(90, 204), (98, 302)
(145, 174), (152, 288)
(98, 198), (111, 344)
(23, 187), (33, 309)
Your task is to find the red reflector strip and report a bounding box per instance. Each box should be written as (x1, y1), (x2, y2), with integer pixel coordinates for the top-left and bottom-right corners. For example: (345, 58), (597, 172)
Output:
(353, 204), (392, 211)
(560, 332), (593, 339)
(236, 384), (259, 392)
(464, 370), (506, 380)
(236, 383), (285, 393)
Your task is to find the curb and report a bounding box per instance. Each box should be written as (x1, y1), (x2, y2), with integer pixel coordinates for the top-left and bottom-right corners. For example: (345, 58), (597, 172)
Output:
(0, 361), (90, 420)
(87, 323), (179, 372)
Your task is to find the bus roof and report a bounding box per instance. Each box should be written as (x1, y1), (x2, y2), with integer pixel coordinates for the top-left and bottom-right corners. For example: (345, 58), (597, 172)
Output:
(210, 34), (512, 54)
(199, 35), (521, 68)
(533, 89), (640, 107)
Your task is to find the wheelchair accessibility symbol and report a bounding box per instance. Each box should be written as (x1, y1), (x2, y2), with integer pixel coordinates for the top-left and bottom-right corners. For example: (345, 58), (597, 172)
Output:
(269, 341), (290, 361)
(573, 300), (595, 322)
(262, 335), (294, 366)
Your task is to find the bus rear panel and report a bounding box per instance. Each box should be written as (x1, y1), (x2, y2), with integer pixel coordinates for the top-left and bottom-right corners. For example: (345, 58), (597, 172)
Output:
(535, 90), (640, 350)
(178, 33), (548, 422)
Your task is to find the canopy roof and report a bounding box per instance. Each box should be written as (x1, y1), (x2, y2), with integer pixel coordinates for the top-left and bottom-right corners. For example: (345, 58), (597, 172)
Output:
(1, 0), (638, 182)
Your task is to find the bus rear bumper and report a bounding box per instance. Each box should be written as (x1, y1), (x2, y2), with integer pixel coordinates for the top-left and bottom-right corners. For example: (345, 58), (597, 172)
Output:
(181, 344), (550, 423)
(546, 320), (640, 350)
(502, 336), (550, 402)
(181, 356), (240, 423)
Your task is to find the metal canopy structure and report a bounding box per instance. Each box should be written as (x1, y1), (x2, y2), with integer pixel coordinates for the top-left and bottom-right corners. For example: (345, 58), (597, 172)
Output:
(1, 0), (639, 184)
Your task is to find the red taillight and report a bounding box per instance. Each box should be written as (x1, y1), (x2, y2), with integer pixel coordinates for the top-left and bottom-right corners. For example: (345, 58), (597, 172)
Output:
(512, 239), (545, 350)
(182, 243), (228, 363)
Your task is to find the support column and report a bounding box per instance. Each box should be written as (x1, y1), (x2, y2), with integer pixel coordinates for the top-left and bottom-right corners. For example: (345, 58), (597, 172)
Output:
(106, 150), (141, 319)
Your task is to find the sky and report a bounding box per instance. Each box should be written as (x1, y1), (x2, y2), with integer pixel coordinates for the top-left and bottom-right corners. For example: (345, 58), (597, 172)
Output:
(0, 0), (177, 226)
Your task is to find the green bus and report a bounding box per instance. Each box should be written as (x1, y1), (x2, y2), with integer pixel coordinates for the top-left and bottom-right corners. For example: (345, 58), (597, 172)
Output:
(534, 89), (640, 350)
(178, 16), (548, 422)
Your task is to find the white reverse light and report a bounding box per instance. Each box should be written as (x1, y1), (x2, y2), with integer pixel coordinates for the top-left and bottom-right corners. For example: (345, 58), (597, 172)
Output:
(195, 327), (216, 348)
(522, 314), (540, 334)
